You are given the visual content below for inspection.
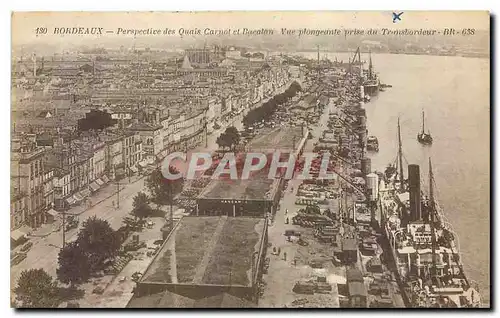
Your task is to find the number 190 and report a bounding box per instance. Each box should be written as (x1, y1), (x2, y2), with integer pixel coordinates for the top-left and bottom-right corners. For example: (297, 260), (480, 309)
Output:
(35, 27), (47, 35)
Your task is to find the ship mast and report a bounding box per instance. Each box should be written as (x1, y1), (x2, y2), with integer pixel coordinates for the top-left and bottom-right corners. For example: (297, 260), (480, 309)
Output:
(429, 158), (438, 285)
(398, 118), (405, 191)
(317, 45), (320, 80)
(347, 47), (360, 77)
(317, 45), (320, 65)
(368, 50), (373, 80)
(422, 111), (425, 135)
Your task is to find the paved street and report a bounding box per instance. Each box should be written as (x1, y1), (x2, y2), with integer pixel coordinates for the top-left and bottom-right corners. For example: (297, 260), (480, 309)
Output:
(10, 176), (146, 290)
(11, 100), (251, 294)
(78, 216), (166, 308)
(259, 98), (344, 308)
(192, 80), (294, 154)
(10, 80), (299, 302)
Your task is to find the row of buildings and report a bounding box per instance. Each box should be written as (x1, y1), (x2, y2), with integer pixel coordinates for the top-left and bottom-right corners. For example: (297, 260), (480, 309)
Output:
(10, 128), (143, 230)
(11, 48), (297, 232)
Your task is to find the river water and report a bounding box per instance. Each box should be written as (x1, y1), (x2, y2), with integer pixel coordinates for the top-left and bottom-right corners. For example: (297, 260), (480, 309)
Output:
(308, 52), (490, 305)
(212, 52), (490, 304)
(366, 53), (489, 306)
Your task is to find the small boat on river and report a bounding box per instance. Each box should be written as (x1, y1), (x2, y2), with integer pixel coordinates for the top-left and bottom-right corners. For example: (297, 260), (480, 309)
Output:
(417, 110), (433, 145)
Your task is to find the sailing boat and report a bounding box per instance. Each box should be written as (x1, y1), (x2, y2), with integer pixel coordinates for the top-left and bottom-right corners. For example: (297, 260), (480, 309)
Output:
(417, 110), (433, 145)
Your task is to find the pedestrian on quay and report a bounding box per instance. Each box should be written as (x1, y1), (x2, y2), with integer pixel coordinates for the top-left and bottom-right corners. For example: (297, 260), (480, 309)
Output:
(283, 252), (287, 261)
(278, 247), (281, 255)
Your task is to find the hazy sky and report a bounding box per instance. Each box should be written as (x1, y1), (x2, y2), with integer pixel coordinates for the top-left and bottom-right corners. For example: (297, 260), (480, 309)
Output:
(12, 11), (489, 46)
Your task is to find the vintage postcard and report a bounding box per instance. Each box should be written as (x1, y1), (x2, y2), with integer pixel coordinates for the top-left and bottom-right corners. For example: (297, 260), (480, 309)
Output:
(10, 11), (490, 308)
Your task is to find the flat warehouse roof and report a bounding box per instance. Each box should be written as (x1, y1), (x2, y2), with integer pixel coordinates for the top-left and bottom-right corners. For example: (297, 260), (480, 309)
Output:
(140, 216), (266, 287)
(247, 126), (304, 152)
(198, 177), (280, 201)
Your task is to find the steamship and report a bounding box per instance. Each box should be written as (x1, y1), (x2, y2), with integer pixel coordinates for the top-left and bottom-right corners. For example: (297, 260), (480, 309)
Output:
(348, 48), (380, 97)
(377, 119), (482, 308)
(363, 51), (380, 97)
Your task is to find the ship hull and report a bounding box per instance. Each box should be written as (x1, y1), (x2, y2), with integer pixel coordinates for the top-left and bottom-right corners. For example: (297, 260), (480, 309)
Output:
(364, 84), (379, 96)
(378, 194), (412, 307)
(417, 133), (433, 145)
(377, 183), (482, 308)
(366, 145), (379, 152)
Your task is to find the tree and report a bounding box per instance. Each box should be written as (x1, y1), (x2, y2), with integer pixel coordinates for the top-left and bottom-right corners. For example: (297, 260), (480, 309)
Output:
(146, 167), (184, 207)
(57, 241), (90, 286)
(241, 82), (300, 128)
(131, 192), (152, 219)
(217, 126), (240, 151)
(77, 110), (116, 131)
(76, 216), (120, 272)
(224, 126), (240, 151)
(216, 134), (230, 151)
(14, 269), (58, 308)
(121, 216), (145, 233)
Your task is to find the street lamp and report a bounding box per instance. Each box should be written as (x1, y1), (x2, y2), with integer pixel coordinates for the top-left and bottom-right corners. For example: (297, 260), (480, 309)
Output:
(251, 250), (260, 301)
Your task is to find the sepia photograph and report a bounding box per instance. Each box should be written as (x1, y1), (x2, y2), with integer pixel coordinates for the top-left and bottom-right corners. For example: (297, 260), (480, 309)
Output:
(10, 11), (490, 309)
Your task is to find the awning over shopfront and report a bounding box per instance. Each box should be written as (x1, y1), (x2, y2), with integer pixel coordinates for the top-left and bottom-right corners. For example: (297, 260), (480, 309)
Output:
(80, 188), (91, 198)
(130, 166), (138, 173)
(66, 196), (76, 206)
(46, 209), (58, 217)
(95, 178), (104, 186)
(116, 167), (126, 177)
(11, 226), (30, 241)
(73, 193), (84, 202)
(102, 175), (110, 183)
(11, 229), (25, 241)
(89, 182), (100, 192)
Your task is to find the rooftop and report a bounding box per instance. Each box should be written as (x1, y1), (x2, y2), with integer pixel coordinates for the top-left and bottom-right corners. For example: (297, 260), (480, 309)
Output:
(140, 216), (266, 287)
(127, 122), (163, 131)
(246, 126), (304, 152)
(198, 177), (280, 201)
(127, 289), (256, 308)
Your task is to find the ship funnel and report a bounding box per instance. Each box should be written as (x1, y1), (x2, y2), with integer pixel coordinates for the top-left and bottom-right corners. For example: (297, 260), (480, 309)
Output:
(408, 164), (421, 221)
(361, 158), (371, 175)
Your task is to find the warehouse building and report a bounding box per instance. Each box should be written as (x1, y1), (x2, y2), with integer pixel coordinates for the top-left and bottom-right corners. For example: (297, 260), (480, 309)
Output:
(127, 216), (268, 308)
